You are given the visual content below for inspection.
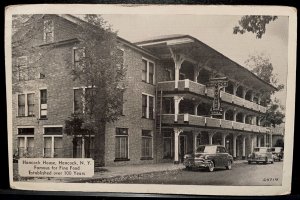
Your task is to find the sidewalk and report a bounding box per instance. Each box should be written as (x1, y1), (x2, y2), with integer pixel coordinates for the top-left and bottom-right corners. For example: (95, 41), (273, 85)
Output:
(63, 162), (185, 183)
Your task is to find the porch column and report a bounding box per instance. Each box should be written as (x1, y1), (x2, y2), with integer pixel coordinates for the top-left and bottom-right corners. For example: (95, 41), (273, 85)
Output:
(222, 133), (229, 147)
(194, 66), (200, 82)
(258, 117), (261, 126)
(169, 48), (185, 89)
(252, 116), (257, 125)
(257, 136), (261, 147)
(270, 134), (273, 147)
(249, 134), (255, 153)
(264, 134), (267, 147)
(174, 96), (183, 122)
(242, 114), (246, 123)
(174, 128), (183, 164)
(242, 88), (247, 99)
(242, 136), (246, 159)
(233, 83), (239, 96)
(257, 94), (261, 105)
(233, 134), (237, 159)
(233, 111), (237, 121)
(193, 103), (199, 116)
(82, 137), (85, 158)
(222, 109), (227, 120)
(193, 132), (198, 153)
(250, 92), (255, 102)
(208, 132), (215, 145)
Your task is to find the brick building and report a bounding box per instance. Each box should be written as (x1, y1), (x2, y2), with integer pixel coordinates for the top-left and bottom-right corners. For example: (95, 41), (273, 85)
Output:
(12, 14), (277, 166)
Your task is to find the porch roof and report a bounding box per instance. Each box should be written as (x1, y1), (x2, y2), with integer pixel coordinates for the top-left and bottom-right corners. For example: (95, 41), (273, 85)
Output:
(135, 35), (278, 92)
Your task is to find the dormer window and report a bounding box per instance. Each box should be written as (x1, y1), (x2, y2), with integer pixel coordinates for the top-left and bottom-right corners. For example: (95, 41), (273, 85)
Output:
(44, 20), (54, 43)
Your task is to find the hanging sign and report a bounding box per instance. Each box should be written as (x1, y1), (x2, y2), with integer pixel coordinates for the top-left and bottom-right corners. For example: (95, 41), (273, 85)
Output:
(206, 77), (228, 116)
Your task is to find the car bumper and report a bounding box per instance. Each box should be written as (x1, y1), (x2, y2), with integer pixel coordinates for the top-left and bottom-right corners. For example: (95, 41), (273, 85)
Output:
(183, 159), (211, 168)
(248, 157), (266, 162)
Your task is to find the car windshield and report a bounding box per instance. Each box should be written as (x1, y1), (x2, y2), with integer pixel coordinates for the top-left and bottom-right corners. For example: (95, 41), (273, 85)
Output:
(254, 148), (267, 153)
(196, 146), (217, 153)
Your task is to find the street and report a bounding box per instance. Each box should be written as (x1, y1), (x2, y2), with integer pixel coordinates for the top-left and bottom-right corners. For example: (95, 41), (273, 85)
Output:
(119, 161), (283, 186)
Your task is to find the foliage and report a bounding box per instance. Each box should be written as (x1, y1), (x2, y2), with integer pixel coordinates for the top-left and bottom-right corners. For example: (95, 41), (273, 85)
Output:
(233, 15), (278, 39)
(65, 15), (127, 165)
(262, 99), (285, 128)
(274, 138), (284, 148)
(244, 53), (285, 127)
(245, 53), (284, 91)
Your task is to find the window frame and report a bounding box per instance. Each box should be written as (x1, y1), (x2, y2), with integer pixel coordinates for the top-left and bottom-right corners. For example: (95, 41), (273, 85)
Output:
(163, 134), (174, 159)
(16, 56), (28, 81)
(141, 57), (155, 85)
(17, 92), (35, 117)
(114, 128), (129, 161)
(39, 89), (47, 119)
(141, 130), (153, 159)
(17, 127), (34, 158)
(141, 93), (155, 119)
(73, 86), (96, 114)
(42, 125), (63, 158)
(73, 47), (86, 70)
(43, 19), (54, 43)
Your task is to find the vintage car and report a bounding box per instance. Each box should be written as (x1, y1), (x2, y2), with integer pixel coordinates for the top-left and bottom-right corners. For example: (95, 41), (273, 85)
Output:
(183, 145), (233, 172)
(248, 147), (274, 164)
(271, 147), (284, 161)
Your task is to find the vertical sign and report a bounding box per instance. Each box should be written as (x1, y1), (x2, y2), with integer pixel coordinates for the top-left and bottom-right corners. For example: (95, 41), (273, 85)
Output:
(207, 77), (228, 116)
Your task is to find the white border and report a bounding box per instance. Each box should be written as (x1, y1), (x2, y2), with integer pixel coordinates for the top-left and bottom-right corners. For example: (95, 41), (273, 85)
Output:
(5, 4), (296, 196)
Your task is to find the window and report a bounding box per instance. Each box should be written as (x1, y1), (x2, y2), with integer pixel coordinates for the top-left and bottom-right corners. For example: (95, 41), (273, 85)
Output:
(73, 47), (85, 70)
(115, 128), (129, 161)
(17, 56), (28, 81)
(18, 94), (25, 116)
(74, 88), (83, 114)
(141, 130), (152, 159)
(142, 94), (155, 119)
(141, 58), (155, 84)
(73, 136), (95, 159)
(40, 89), (47, 119)
(163, 132), (173, 159)
(73, 87), (96, 114)
(27, 93), (34, 116)
(18, 93), (35, 117)
(43, 127), (63, 158)
(165, 69), (173, 81)
(17, 128), (34, 158)
(44, 20), (54, 43)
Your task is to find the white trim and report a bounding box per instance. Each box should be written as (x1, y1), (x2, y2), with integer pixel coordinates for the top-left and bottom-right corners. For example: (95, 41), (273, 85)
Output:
(16, 125), (35, 129)
(43, 125), (63, 128)
(142, 93), (155, 119)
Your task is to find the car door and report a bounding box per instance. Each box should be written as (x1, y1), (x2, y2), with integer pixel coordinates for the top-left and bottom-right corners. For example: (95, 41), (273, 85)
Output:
(219, 146), (227, 166)
(215, 146), (223, 167)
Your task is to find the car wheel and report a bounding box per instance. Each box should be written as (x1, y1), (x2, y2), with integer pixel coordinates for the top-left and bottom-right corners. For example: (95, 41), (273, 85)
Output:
(248, 161), (252, 164)
(270, 159), (274, 164)
(226, 161), (232, 170)
(263, 157), (268, 164)
(185, 166), (191, 170)
(207, 162), (214, 172)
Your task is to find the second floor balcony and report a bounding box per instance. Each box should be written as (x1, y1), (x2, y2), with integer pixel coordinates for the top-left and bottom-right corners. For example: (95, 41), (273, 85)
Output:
(157, 80), (267, 113)
(161, 113), (270, 134)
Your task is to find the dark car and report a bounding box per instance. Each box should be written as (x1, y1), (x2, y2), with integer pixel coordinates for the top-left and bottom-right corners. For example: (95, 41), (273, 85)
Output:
(248, 147), (274, 164)
(183, 145), (233, 172)
(271, 147), (283, 161)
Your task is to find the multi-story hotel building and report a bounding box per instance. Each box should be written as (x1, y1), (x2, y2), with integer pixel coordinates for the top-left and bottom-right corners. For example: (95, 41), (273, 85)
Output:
(12, 14), (277, 166)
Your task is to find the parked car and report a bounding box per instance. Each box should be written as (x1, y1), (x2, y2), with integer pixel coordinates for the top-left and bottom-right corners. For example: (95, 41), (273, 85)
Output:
(248, 147), (274, 164)
(271, 147), (284, 161)
(183, 145), (233, 172)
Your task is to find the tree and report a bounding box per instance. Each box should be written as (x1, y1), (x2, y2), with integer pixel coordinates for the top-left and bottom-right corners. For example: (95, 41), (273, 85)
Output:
(64, 15), (126, 166)
(244, 53), (285, 127)
(233, 15), (278, 39)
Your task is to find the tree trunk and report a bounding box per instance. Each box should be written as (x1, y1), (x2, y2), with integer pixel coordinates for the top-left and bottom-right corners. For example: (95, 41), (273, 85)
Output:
(94, 121), (106, 166)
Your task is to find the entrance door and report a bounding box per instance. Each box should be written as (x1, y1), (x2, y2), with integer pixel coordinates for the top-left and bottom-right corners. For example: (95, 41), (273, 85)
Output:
(179, 135), (187, 162)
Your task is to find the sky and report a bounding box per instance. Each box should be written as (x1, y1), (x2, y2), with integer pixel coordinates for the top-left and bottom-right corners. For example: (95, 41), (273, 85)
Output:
(101, 14), (288, 107)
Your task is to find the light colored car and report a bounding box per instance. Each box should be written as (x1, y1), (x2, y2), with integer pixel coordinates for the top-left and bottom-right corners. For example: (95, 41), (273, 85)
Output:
(183, 145), (233, 172)
(271, 147), (284, 161)
(248, 147), (274, 164)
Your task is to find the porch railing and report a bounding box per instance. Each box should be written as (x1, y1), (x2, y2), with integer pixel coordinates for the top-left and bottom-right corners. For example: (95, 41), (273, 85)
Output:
(157, 80), (267, 113)
(161, 114), (269, 133)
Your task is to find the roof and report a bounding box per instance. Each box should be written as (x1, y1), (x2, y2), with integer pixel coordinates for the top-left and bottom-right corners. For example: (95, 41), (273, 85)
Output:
(135, 35), (278, 92)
